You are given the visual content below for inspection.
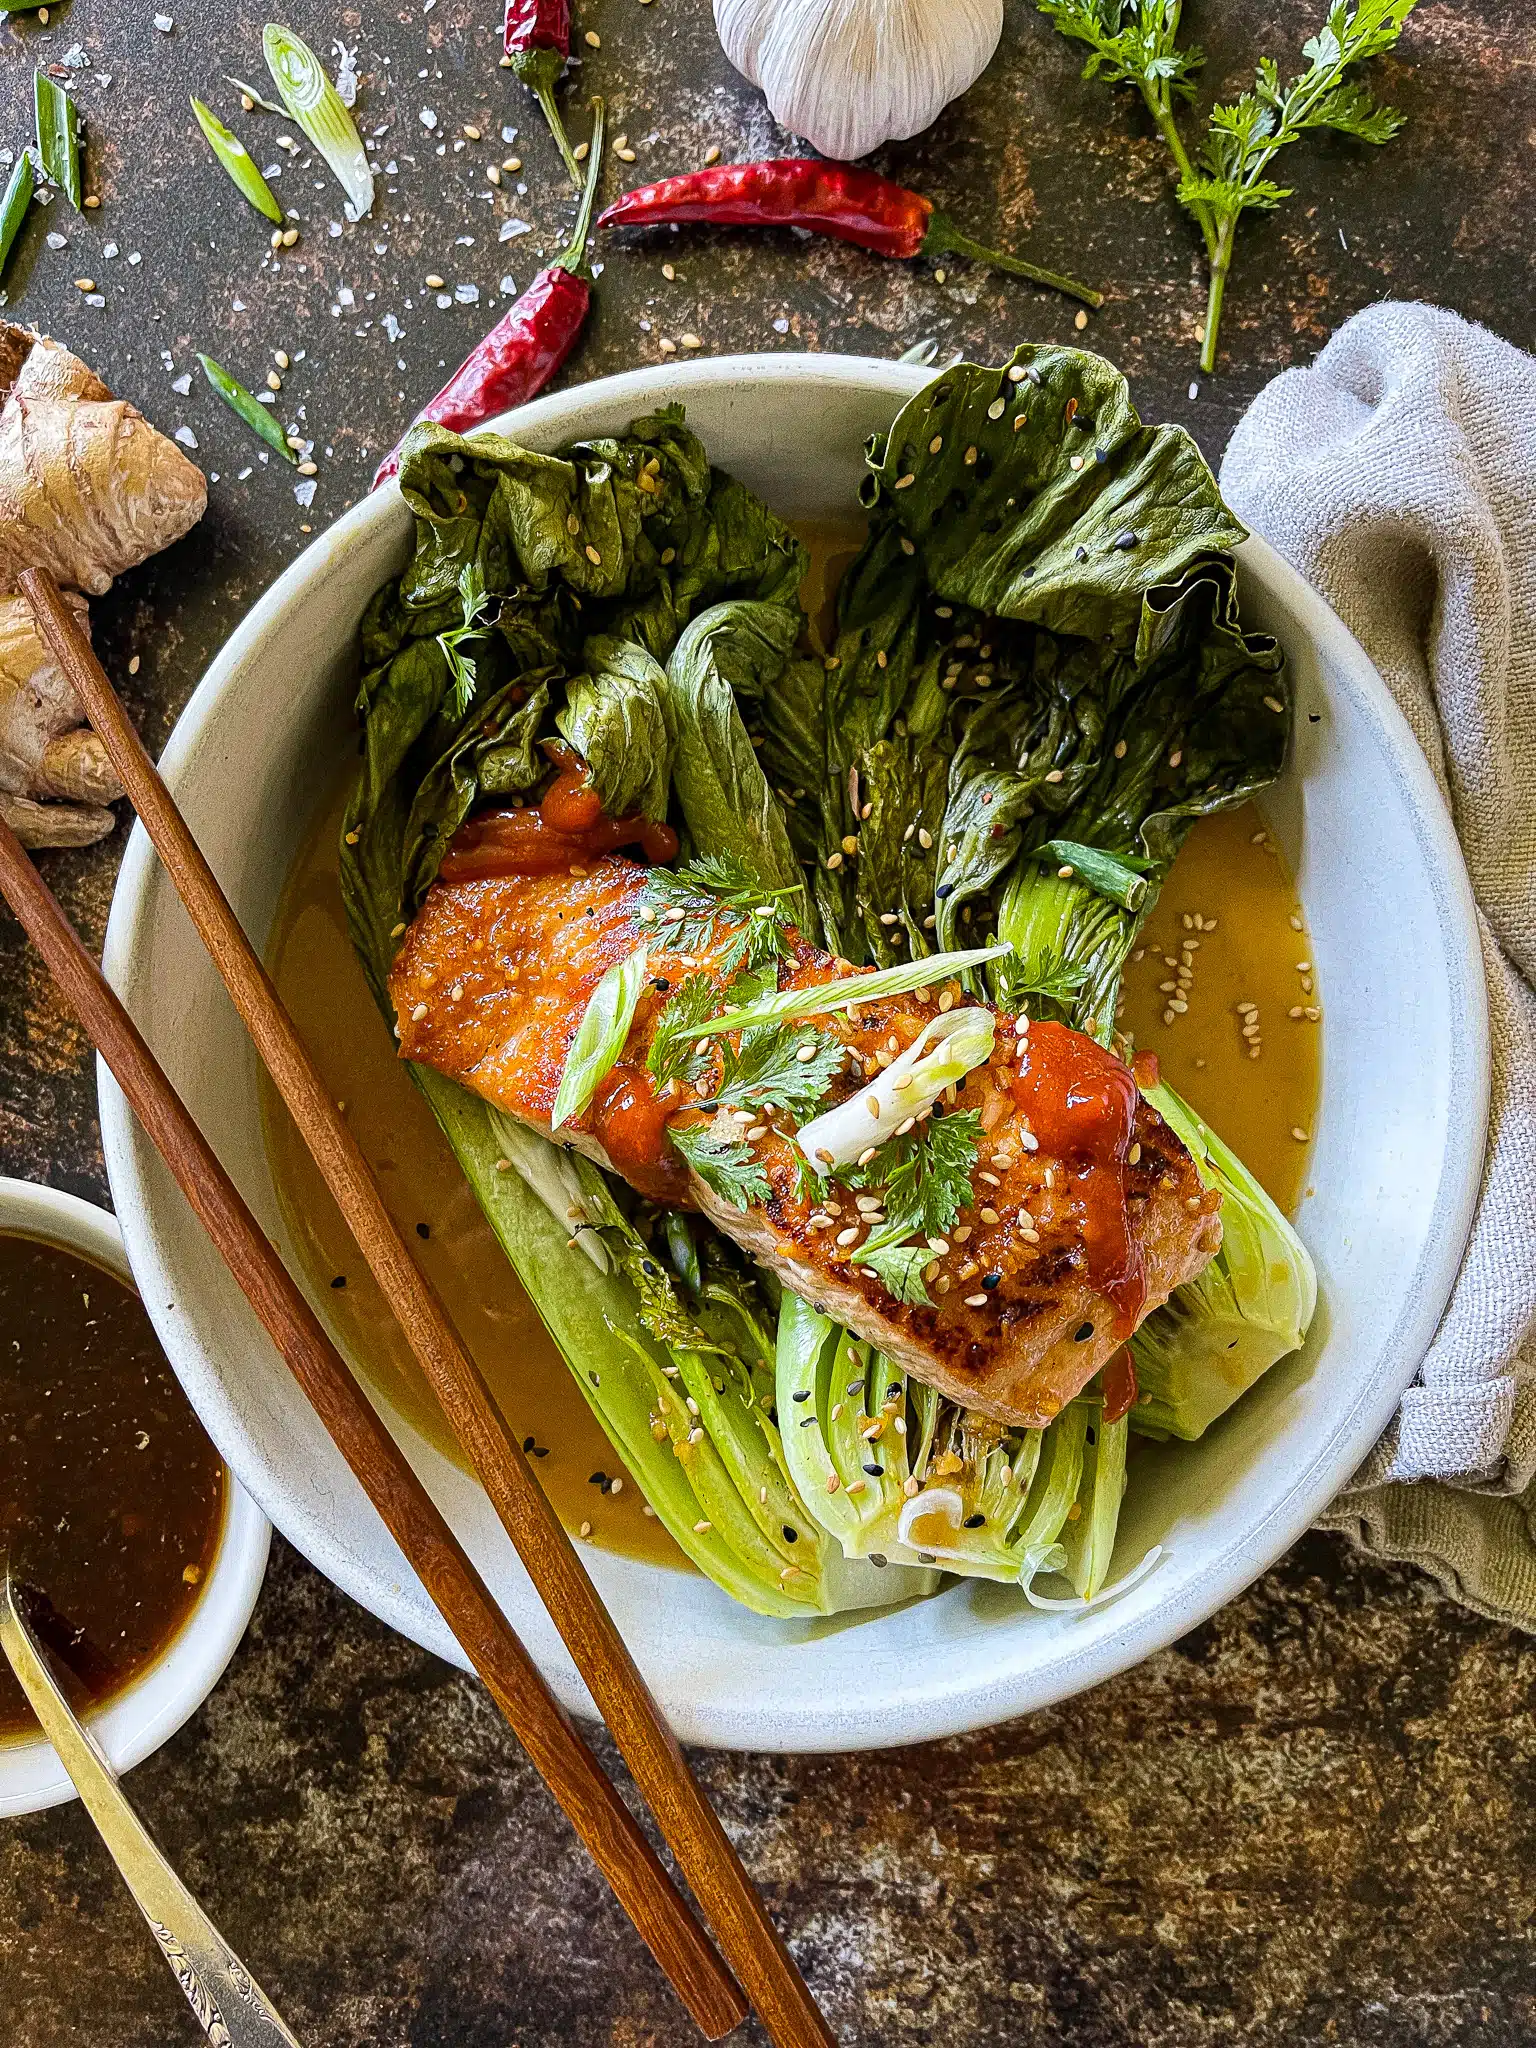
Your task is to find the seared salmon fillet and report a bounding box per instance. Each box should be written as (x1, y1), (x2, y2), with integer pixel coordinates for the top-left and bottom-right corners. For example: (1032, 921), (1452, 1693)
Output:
(390, 855), (1222, 1428)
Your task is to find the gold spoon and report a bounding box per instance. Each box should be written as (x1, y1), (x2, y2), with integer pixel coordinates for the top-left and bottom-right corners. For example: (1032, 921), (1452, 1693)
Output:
(0, 1558), (305, 2046)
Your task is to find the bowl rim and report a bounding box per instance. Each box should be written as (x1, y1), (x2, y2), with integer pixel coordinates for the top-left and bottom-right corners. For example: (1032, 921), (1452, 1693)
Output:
(0, 1178), (270, 1815)
(99, 353), (1490, 1751)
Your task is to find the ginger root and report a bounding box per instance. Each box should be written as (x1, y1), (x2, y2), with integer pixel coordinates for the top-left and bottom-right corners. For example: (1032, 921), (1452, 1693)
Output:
(0, 324), (206, 848)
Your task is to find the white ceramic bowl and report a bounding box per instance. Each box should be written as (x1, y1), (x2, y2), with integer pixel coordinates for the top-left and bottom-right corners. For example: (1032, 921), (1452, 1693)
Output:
(100, 356), (1487, 1753)
(0, 1178), (269, 1815)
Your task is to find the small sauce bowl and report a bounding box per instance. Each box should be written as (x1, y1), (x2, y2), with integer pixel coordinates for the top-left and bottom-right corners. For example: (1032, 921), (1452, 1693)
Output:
(0, 1177), (269, 1817)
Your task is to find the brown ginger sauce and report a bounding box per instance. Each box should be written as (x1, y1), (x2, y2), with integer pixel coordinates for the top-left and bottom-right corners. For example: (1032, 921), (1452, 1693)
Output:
(263, 524), (1317, 1563)
(0, 1234), (227, 1742)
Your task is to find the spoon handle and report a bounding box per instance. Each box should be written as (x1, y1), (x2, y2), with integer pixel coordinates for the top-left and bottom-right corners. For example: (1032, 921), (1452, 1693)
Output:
(0, 1572), (304, 2047)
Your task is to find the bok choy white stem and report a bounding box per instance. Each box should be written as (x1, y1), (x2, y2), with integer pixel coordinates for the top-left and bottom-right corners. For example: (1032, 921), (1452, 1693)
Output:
(263, 23), (374, 217)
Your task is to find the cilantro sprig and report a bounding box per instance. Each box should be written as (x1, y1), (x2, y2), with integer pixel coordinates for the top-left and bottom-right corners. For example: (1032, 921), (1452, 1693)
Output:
(438, 560), (494, 718)
(1037, 0), (1417, 369)
(641, 854), (802, 977)
(715, 1025), (844, 1120)
(844, 1111), (984, 1247)
(647, 973), (724, 1091)
(668, 1119), (773, 1212)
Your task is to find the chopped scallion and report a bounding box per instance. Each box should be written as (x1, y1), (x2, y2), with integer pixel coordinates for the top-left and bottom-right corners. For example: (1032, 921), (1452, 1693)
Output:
(0, 151), (35, 282)
(552, 944), (650, 1131)
(678, 945), (1011, 1040)
(191, 98), (283, 223)
(33, 72), (81, 211)
(262, 23), (373, 218)
(224, 74), (287, 116)
(197, 353), (297, 463)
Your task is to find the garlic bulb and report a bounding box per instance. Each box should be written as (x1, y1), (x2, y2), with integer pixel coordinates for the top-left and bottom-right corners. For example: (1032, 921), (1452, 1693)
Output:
(714, 0), (1004, 163)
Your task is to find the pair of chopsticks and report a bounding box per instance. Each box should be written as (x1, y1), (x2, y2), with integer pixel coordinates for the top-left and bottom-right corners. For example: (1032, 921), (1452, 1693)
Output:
(6, 568), (834, 2048)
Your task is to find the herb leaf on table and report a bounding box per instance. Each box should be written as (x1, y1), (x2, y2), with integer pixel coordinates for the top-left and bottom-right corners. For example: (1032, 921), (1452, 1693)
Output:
(1036, 0), (1418, 369)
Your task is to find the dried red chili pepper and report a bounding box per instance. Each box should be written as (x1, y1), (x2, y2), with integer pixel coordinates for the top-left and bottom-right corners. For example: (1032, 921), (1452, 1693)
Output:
(597, 159), (1102, 308)
(503, 0), (582, 186)
(373, 103), (604, 489)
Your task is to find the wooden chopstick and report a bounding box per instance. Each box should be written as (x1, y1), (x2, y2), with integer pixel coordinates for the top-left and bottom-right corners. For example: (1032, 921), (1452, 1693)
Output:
(22, 568), (836, 2048)
(0, 812), (746, 2041)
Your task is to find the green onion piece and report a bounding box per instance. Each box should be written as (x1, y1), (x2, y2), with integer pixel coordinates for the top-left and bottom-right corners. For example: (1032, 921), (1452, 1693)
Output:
(225, 74), (287, 116)
(197, 353), (297, 463)
(191, 98), (283, 223)
(33, 72), (81, 210)
(262, 23), (373, 218)
(678, 944), (1011, 1040)
(0, 2), (50, 13)
(1034, 839), (1150, 912)
(0, 151), (35, 282)
(551, 944), (650, 1131)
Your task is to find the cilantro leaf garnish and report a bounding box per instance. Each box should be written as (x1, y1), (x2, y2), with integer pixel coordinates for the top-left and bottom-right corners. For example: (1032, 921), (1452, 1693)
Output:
(852, 1242), (935, 1309)
(438, 559), (494, 718)
(668, 1120), (773, 1212)
(715, 1024), (844, 1119)
(647, 972), (724, 1091)
(995, 946), (1089, 1013)
(841, 1111), (983, 1244)
(642, 854), (802, 976)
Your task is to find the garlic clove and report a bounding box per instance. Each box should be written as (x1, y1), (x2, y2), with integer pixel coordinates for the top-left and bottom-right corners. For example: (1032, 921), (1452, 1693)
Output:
(714, 0), (1004, 164)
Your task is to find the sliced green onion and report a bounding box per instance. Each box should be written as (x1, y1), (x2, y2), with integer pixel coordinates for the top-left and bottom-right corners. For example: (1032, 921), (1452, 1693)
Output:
(191, 98), (283, 223)
(796, 1009), (994, 1172)
(679, 945), (1011, 1040)
(262, 23), (373, 219)
(1034, 839), (1150, 912)
(197, 353), (297, 463)
(0, 151), (35, 282)
(551, 944), (650, 1131)
(33, 73), (81, 210)
(225, 74), (287, 116)
(0, 2), (50, 14)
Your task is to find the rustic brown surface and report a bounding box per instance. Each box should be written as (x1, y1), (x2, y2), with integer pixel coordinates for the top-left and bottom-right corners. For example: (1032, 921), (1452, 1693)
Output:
(1, 2), (1534, 2043)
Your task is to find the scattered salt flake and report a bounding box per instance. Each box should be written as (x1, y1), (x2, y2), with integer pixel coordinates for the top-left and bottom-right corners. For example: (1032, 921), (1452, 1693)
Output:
(237, 466), (253, 481)
(382, 312), (401, 341)
(419, 108), (438, 131)
(500, 124), (517, 144)
(454, 282), (479, 303)
(103, 241), (118, 258)
(294, 479), (317, 508)
(337, 285), (355, 306)
(499, 274), (516, 294)
(772, 317), (789, 334)
(128, 251), (143, 265)
(499, 217), (530, 241)
(85, 294), (105, 307)
(255, 390), (276, 406)
(435, 292), (452, 309)
(61, 44), (88, 68)
(153, 15), (173, 32)
(327, 221), (343, 238)
(174, 425), (198, 448)
(170, 372), (191, 395)
(45, 231), (67, 250)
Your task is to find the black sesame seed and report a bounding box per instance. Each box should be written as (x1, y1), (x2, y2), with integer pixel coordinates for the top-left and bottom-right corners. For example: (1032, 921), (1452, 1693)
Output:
(523, 1435), (536, 1452)
(641, 1259), (658, 1277)
(936, 881), (954, 900)
(533, 1445), (549, 1458)
(982, 1270), (1002, 1290)
(588, 1471), (608, 1487)
(695, 1099), (720, 1113)
(862, 1462), (883, 1477)
(415, 1222), (431, 1239)
(1075, 1320), (1095, 1342)
(964, 1513), (986, 1528)
(1112, 530), (1140, 551)
(846, 1378), (866, 1395)
(870, 1552), (888, 1567)
(1074, 545), (1088, 562)
(330, 1274), (347, 1289)
(782, 1525), (799, 1542)
(919, 1551), (938, 1564)
(799, 1415), (819, 1427)
(792, 1388), (811, 1402)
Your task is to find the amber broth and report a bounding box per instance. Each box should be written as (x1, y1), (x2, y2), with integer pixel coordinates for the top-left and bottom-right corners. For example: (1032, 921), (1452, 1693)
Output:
(263, 525), (1318, 1566)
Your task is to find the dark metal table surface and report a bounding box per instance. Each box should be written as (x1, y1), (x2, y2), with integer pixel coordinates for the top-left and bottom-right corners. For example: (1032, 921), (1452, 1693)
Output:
(2, 4), (1533, 2044)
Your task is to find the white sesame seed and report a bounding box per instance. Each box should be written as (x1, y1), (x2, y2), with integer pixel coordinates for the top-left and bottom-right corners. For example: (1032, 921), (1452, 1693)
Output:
(964, 1293), (990, 1309)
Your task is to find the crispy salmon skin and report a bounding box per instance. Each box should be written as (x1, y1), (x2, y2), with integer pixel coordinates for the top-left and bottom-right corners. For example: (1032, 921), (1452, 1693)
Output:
(390, 856), (1221, 1428)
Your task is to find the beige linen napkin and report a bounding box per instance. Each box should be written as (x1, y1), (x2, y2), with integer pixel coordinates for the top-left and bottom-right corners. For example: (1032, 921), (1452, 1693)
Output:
(1220, 301), (1536, 1629)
